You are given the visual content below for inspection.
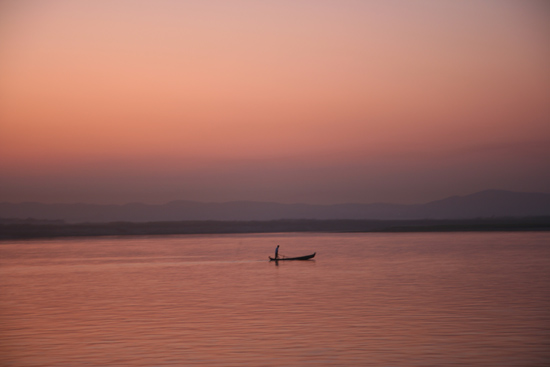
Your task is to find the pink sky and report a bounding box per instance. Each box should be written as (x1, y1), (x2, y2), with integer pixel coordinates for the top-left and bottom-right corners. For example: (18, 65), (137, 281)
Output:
(1, 0), (549, 204)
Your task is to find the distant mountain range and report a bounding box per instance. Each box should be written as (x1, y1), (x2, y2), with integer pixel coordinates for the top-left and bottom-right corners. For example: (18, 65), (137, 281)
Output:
(1, 190), (549, 223)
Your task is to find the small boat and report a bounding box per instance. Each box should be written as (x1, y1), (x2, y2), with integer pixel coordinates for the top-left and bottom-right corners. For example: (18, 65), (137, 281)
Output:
(269, 252), (316, 261)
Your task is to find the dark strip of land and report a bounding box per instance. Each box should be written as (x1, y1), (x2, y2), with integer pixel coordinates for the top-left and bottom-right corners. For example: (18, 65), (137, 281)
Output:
(1, 217), (550, 240)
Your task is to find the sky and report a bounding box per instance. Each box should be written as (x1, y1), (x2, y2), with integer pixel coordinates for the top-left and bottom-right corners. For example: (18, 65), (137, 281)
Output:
(1, 0), (549, 205)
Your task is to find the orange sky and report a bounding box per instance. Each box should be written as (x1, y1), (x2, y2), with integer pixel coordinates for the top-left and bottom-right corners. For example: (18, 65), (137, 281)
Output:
(1, 0), (549, 204)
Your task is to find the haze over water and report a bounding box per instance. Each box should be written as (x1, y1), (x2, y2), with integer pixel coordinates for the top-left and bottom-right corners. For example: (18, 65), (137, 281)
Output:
(1, 232), (549, 366)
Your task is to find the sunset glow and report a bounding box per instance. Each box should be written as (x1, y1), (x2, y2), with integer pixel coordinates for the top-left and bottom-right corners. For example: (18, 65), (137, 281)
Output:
(1, 0), (549, 204)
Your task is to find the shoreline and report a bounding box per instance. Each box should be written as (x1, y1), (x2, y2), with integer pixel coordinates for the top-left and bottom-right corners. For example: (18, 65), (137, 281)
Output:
(2, 217), (550, 240)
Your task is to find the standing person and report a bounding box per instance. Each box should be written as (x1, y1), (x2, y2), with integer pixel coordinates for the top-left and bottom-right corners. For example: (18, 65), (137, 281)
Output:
(275, 245), (280, 259)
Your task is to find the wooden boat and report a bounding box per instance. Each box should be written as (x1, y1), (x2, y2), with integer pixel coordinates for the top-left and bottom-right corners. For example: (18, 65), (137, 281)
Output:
(269, 252), (316, 261)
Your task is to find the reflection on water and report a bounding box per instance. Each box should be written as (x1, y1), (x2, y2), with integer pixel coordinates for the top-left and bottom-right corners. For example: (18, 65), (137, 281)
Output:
(1, 232), (549, 366)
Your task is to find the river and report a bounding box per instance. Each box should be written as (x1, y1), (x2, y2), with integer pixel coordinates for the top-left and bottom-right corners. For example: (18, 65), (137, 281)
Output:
(1, 232), (549, 366)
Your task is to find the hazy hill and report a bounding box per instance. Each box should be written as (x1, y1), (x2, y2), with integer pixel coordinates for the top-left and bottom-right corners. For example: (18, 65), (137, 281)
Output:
(1, 190), (549, 223)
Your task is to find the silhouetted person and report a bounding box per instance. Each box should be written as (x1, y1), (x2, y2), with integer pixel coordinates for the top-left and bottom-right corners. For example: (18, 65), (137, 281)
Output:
(275, 245), (279, 259)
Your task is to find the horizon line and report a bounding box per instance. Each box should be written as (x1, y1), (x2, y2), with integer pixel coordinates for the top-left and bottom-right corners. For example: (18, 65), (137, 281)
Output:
(2, 189), (548, 207)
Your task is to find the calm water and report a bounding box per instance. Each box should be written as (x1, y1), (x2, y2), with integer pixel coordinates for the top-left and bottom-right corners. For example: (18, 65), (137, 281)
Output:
(1, 232), (549, 366)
